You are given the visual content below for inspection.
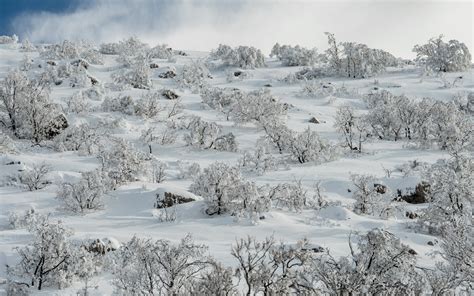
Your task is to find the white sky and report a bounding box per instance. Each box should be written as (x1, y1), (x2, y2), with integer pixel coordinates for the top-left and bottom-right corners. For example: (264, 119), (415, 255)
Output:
(12, 0), (473, 59)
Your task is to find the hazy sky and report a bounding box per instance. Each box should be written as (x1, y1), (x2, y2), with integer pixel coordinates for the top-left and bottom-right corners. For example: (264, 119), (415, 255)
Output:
(2, 0), (472, 59)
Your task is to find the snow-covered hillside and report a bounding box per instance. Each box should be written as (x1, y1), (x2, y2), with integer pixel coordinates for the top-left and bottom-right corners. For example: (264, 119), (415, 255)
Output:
(0, 38), (472, 295)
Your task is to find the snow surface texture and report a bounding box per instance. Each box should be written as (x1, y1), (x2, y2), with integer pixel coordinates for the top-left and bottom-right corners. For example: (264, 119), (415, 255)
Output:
(0, 39), (472, 295)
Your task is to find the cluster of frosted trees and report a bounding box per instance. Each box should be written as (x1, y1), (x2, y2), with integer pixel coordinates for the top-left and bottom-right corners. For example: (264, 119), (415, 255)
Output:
(334, 90), (473, 154)
(7, 212), (471, 295)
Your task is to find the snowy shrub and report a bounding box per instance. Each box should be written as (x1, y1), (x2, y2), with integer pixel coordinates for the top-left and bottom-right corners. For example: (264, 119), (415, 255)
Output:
(113, 53), (152, 89)
(209, 44), (266, 69)
(239, 142), (281, 175)
(413, 35), (471, 72)
(20, 55), (34, 71)
(424, 224), (473, 294)
(66, 91), (90, 114)
(189, 261), (237, 295)
(300, 80), (334, 97)
(323, 32), (397, 78)
(54, 123), (109, 155)
(417, 157), (473, 235)
(19, 162), (51, 191)
(191, 162), (269, 219)
(350, 174), (387, 216)
(261, 123), (293, 154)
(289, 127), (332, 164)
(111, 234), (209, 295)
(334, 105), (370, 152)
(267, 180), (308, 212)
(80, 49), (104, 65)
(150, 158), (168, 183)
(99, 43), (120, 55)
(116, 37), (149, 58)
(270, 43), (320, 66)
(149, 44), (173, 59)
(175, 60), (210, 93)
(20, 38), (37, 52)
(157, 122), (178, 145)
(200, 86), (243, 119)
(39, 40), (81, 60)
(299, 229), (421, 295)
(134, 91), (163, 118)
(190, 162), (245, 215)
(184, 116), (237, 151)
(56, 170), (109, 214)
(214, 133), (238, 152)
(7, 218), (76, 290)
(177, 161), (201, 180)
(99, 139), (146, 188)
(0, 70), (69, 143)
(364, 91), (473, 154)
(184, 116), (220, 149)
(0, 34), (18, 44)
(101, 95), (135, 115)
(232, 89), (287, 128)
(231, 236), (310, 295)
(8, 208), (46, 230)
(0, 132), (17, 153)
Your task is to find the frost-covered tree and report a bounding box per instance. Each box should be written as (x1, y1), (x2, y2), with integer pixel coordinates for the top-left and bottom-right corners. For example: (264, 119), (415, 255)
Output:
(213, 132), (238, 152)
(111, 234), (209, 295)
(54, 123), (109, 155)
(134, 91), (164, 119)
(289, 127), (331, 164)
(270, 43), (320, 66)
(232, 236), (310, 295)
(150, 158), (168, 183)
(209, 44), (266, 69)
(113, 52), (152, 89)
(418, 157), (473, 234)
(298, 229), (421, 295)
(424, 224), (473, 295)
(184, 116), (221, 149)
(335, 105), (370, 152)
(200, 86), (243, 119)
(261, 122), (293, 154)
(239, 142), (281, 175)
(7, 218), (76, 290)
(413, 35), (471, 72)
(184, 116), (237, 151)
(149, 44), (173, 59)
(267, 180), (308, 212)
(0, 70), (67, 143)
(323, 33), (397, 78)
(189, 261), (237, 296)
(19, 162), (51, 191)
(56, 170), (109, 214)
(232, 89), (287, 128)
(350, 174), (385, 216)
(175, 60), (211, 93)
(99, 139), (146, 188)
(101, 95), (135, 115)
(324, 32), (343, 76)
(190, 162), (242, 215)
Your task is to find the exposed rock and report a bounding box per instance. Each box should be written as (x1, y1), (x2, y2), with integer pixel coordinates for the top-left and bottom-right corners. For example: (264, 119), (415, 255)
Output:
(309, 117), (320, 124)
(399, 181), (430, 204)
(44, 113), (68, 139)
(155, 192), (195, 209)
(150, 63), (160, 69)
(158, 69), (176, 79)
(405, 211), (418, 219)
(374, 183), (388, 194)
(162, 89), (179, 100)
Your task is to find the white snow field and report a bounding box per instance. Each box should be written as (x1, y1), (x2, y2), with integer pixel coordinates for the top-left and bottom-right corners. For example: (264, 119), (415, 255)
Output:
(0, 39), (472, 295)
